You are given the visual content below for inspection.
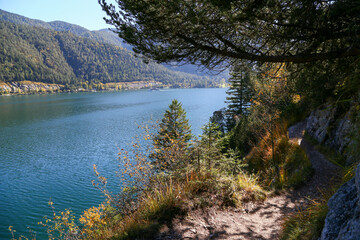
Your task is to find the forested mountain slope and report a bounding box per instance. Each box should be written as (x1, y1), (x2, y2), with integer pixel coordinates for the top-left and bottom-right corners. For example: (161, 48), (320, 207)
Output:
(0, 20), (216, 88)
(0, 9), (124, 47)
(0, 9), (229, 80)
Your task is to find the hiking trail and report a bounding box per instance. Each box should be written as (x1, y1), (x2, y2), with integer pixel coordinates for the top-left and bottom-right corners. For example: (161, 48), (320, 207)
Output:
(157, 121), (341, 240)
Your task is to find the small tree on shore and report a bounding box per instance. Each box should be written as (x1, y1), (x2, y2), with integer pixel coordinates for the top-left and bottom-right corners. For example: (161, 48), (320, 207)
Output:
(151, 99), (192, 170)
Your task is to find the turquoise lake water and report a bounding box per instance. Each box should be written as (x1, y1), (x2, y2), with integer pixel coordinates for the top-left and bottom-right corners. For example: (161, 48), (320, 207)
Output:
(0, 88), (227, 239)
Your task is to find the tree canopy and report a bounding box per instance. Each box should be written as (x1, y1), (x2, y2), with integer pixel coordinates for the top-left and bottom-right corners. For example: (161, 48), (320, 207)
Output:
(99, 0), (360, 69)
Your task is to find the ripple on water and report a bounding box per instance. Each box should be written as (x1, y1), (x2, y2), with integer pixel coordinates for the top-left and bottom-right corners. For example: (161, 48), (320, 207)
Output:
(0, 89), (227, 239)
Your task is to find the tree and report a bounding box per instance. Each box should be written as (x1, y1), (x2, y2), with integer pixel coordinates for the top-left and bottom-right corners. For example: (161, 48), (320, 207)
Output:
(249, 63), (291, 178)
(226, 63), (253, 128)
(99, 0), (360, 70)
(200, 122), (222, 172)
(151, 99), (192, 170)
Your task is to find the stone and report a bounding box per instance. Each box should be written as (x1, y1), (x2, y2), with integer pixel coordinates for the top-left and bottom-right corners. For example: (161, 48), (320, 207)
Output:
(325, 113), (352, 154)
(306, 104), (355, 164)
(306, 105), (337, 143)
(307, 104), (360, 239)
(336, 208), (360, 240)
(320, 163), (360, 240)
(356, 165), (360, 197)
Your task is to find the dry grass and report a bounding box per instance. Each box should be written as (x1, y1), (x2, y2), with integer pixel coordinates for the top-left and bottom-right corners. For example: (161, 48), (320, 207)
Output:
(280, 196), (329, 240)
(233, 171), (267, 205)
(246, 121), (312, 189)
(95, 167), (267, 239)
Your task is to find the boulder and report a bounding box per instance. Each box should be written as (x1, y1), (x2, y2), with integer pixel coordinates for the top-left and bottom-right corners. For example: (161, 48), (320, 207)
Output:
(306, 104), (337, 143)
(320, 164), (360, 240)
(306, 104), (353, 164)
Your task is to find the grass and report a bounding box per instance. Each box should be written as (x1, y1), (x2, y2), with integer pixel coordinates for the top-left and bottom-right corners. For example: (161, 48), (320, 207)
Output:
(233, 171), (267, 204)
(91, 167), (267, 239)
(246, 120), (313, 190)
(280, 142), (358, 240)
(280, 194), (330, 240)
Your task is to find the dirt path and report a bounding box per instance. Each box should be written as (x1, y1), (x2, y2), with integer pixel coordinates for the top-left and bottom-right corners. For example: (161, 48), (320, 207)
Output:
(157, 121), (341, 240)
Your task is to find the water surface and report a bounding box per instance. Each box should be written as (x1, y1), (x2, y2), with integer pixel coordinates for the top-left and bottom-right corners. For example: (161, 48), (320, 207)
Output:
(0, 88), (227, 239)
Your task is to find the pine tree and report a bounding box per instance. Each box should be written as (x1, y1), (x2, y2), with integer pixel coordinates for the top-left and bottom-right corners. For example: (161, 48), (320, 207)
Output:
(152, 99), (192, 170)
(101, 0), (359, 65)
(200, 122), (222, 172)
(226, 65), (253, 129)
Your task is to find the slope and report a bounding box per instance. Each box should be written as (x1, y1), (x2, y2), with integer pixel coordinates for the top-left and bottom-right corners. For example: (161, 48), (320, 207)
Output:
(0, 9), (229, 81)
(0, 20), (215, 88)
(0, 9), (124, 47)
(157, 121), (341, 240)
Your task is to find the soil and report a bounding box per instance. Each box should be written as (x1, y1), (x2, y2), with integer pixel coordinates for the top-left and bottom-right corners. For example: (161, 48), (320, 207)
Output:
(156, 121), (342, 240)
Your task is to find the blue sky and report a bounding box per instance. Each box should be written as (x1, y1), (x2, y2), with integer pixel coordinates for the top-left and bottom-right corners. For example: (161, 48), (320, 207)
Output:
(0, 0), (116, 30)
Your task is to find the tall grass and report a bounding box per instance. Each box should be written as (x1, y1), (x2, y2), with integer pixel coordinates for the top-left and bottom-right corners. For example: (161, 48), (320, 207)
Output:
(280, 146), (358, 240)
(85, 164), (268, 239)
(246, 120), (312, 189)
(280, 193), (331, 240)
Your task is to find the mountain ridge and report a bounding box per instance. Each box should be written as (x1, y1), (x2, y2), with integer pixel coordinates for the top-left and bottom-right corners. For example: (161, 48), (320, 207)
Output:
(0, 9), (229, 80)
(0, 12), (224, 93)
(0, 9), (125, 47)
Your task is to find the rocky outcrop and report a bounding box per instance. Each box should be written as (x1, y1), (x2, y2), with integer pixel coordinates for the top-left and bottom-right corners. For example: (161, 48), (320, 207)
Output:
(307, 103), (360, 239)
(320, 164), (360, 240)
(306, 105), (338, 143)
(306, 104), (353, 164)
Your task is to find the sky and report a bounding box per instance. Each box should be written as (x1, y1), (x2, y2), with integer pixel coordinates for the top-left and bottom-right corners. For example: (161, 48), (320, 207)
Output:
(0, 0), (117, 30)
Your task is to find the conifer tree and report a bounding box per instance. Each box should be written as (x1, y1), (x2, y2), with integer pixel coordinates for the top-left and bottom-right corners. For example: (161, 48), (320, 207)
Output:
(100, 0), (360, 66)
(152, 99), (192, 170)
(200, 122), (222, 172)
(226, 64), (253, 129)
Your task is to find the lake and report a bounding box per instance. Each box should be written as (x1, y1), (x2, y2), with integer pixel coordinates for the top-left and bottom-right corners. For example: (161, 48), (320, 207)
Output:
(0, 88), (227, 239)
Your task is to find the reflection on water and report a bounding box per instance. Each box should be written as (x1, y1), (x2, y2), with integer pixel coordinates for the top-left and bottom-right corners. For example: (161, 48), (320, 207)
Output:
(0, 89), (226, 239)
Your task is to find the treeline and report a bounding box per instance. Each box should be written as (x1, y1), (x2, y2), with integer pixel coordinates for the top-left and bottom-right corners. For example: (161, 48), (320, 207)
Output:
(0, 20), (222, 89)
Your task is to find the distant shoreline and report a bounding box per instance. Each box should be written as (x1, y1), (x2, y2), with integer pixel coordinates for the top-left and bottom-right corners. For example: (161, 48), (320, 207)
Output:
(0, 81), (228, 96)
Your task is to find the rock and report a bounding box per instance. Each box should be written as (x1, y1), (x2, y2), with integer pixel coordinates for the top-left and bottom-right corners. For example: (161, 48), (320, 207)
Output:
(336, 209), (360, 240)
(320, 164), (360, 240)
(306, 104), (354, 164)
(307, 103), (360, 239)
(306, 104), (337, 143)
(189, 228), (197, 234)
(324, 112), (352, 155)
(356, 165), (360, 197)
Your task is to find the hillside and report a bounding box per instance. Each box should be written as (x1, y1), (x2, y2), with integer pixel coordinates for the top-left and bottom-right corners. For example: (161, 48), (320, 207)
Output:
(0, 9), (124, 47)
(0, 9), (229, 80)
(0, 20), (219, 92)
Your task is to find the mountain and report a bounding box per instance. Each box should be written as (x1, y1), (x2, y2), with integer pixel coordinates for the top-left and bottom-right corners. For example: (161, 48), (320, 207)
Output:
(0, 9), (124, 48)
(0, 9), (228, 80)
(0, 14), (222, 90)
(164, 62), (229, 79)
